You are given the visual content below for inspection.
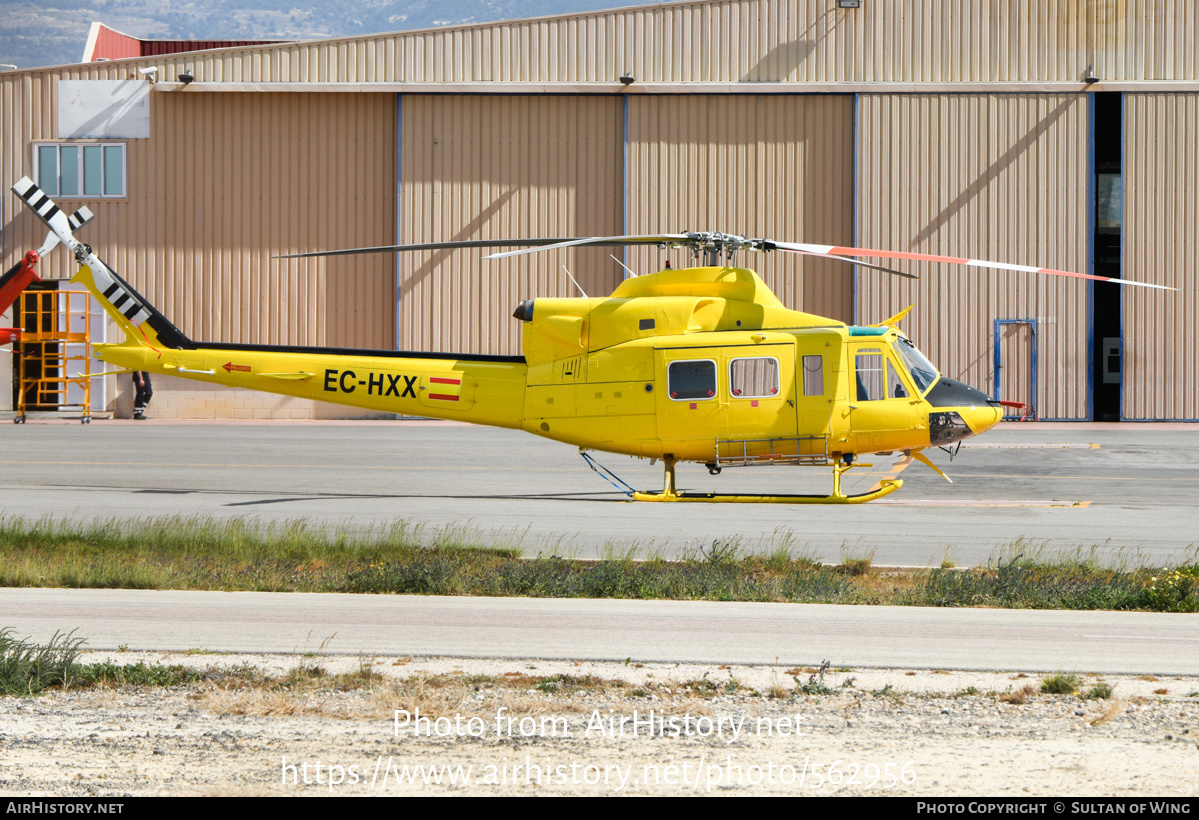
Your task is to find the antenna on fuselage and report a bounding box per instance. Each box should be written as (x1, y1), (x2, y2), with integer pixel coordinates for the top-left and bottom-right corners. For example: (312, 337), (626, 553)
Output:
(561, 264), (588, 298)
(610, 254), (637, 278)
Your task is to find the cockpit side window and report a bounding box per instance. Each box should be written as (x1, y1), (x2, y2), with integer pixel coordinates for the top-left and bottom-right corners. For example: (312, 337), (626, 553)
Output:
(857, 348), (915, 400)
(855, 349), (884, 401)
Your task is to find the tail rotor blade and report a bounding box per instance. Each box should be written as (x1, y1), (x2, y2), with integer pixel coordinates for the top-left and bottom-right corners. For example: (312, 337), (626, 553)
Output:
(11, 177), (80, 249)
(11, 177), (153, 326)
(35, 206), (95, 257)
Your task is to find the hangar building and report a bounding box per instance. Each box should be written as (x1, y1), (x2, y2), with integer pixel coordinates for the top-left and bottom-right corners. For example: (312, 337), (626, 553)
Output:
(2, 0), (1196, 421)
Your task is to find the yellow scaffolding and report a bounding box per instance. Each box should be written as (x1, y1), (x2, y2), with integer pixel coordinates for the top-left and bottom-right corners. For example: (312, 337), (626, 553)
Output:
(14, 287), (94, 424)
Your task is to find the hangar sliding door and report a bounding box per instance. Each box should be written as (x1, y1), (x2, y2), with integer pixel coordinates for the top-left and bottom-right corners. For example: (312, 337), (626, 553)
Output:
(398, 95), (623, 355)
(626, 95), (854, 324)
(856, 94), (1090, 420)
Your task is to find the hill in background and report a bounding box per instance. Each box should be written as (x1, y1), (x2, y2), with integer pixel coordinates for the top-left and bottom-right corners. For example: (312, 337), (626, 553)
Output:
(1, 0), (648, 71)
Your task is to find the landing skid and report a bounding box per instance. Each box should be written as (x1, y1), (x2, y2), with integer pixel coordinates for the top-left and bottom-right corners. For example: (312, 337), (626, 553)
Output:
(630, 457), (902, 505)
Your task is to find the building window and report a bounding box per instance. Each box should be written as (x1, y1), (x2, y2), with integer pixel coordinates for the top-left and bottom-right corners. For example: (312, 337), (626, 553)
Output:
(729, 357), (779, 398)
(35, 143), (126, 198)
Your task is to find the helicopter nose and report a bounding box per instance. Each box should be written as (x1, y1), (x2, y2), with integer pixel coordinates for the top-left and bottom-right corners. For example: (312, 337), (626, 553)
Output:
(957, 402), (1002, 437)
(925, 377), (1003, 445)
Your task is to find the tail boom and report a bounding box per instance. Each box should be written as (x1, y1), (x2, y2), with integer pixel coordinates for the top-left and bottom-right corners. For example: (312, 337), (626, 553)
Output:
(77, 263), (527, 427)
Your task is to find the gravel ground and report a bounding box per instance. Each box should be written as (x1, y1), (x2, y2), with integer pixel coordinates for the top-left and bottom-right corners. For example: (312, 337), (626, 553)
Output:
(3, 651), (1198, 796)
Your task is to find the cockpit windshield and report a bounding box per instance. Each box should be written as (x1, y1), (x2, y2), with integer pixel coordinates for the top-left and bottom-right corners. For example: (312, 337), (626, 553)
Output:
(895, 337), (940, 395)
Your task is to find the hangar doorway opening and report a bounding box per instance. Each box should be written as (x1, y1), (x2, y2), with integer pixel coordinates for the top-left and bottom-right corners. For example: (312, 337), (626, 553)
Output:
(1092, 92), (1122, 422)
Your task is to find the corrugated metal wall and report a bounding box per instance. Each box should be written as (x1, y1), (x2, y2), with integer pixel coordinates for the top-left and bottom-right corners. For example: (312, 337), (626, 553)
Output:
(2, 77), (396, 351)
(4, 0), (1199, 419)
(22, 0), (1199, 86)
(856, 94), (1091, 420)
(1124, 93), (1199, 419)
(626, 94), (853, 322)
(398, 95), (623, 355)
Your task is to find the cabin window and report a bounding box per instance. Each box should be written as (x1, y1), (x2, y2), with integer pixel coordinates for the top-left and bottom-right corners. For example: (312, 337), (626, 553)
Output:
(802, 355), (824, 397)
(729, 357), (779, 398)
(35, 143), (126, 198)
(667, 360), (717, 400)
(855, 350), (885, 401)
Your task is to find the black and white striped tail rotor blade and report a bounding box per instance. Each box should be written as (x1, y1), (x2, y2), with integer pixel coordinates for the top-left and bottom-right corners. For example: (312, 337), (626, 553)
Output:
(67, 205), (95, 231)
(36, 206), (96, 257)
(11, 177), (152, 325)
(12, 177), (82, 250)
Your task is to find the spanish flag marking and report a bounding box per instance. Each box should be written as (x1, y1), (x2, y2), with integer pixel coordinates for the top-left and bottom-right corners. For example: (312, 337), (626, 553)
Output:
(428, 376), (462, 402)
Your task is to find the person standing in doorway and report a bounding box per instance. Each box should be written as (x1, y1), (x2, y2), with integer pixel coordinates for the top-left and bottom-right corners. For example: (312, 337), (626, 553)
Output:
(133, 371), (153, 420)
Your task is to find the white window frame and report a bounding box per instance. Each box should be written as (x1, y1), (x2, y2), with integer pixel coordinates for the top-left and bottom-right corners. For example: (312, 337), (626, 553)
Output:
(855, 348), (886, 402)
(33, 142), (127, 199)
(728, 356), (781, 399)
(667, 358), (718, 402)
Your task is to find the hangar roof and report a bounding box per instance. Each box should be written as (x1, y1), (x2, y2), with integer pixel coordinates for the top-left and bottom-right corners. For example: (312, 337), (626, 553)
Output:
(8, 0), (1199, 91)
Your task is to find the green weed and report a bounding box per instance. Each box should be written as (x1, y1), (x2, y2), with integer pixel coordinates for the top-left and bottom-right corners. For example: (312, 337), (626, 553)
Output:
(76, 661), (202, 687)
(1041, 672), (1083, 695)
(0, 515), (1196, 612)
(795, 660), (834, 695)
(1083, 682), (1115, 700)
(0, 629), (85, 695)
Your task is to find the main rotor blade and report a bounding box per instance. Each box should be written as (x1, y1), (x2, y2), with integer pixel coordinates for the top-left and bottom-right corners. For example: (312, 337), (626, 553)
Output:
(787, 248), (917, 279)
(768, 240), (1176, 291)
(274, 238), (587, 260)
(483, 234), (694, 260)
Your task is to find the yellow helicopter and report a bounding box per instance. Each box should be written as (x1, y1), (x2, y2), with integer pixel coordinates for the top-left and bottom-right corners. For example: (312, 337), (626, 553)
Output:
(10, 177), (1171, 504)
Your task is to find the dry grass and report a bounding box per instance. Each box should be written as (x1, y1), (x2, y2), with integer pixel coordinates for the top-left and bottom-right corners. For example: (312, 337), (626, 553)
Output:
(999, 684), (1037, 705)
(766, 683), (791, 699)
(1087, 700), (1125, 727)
(196, 668), (661, 720)
(847, 570), (923, 596)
